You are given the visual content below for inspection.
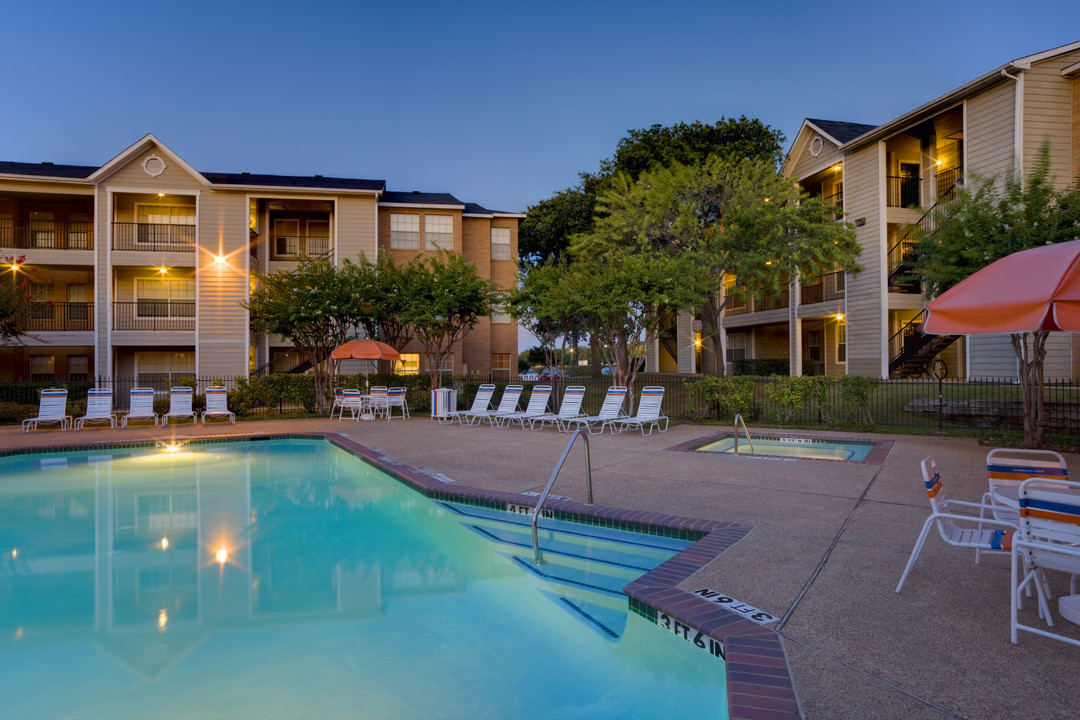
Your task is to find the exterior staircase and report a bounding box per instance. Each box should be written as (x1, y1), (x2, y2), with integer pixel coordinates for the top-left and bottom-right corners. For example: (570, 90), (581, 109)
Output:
(888, 310), (960, 378)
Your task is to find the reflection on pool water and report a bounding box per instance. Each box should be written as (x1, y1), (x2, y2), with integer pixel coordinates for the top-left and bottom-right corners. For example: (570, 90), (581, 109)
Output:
(0, 438), (729, 719)
(697, 435), (875, 461)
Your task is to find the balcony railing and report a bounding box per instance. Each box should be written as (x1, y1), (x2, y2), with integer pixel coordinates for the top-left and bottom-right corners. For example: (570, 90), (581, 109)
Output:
(823, 190), (843, 208)
(935, 166), (964, 202)
(0, 218), (93, 250)
(886, 176), (920, 208)
(25, 302), (94, 331)
(800, 271), (846, 305)
(113, 222), (196, 252)
(113, 301), (195, 331)
(270, 234), (331, 260)
(724, 282), (789, 315)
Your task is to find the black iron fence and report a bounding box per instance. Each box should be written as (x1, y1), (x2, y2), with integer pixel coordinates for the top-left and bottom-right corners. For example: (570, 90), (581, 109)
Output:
(112, 301), (195, 331)
(112, 222), (196, 252)
(0, 217), (94, 250)
(2, 374), (1077, 438)
(886, 175), (920, 208)
(25, 302), (94, 331)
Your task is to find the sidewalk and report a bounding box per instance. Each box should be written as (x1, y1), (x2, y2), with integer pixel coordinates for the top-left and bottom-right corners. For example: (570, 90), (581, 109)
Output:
(3, 417), (1078, 719)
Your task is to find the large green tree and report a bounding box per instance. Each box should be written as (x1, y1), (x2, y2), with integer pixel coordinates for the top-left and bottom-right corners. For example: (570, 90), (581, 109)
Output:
(246, 257), (374, 412)
(576, 155), (860, 376)
(509, 257), (591, 385)
(404, 250), (497, 389)
(914, 147), (1080, 447)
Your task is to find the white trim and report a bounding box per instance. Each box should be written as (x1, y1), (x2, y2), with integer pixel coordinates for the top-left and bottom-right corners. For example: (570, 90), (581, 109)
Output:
(208, 183), (382, 195)
(89, 134), (210, 186)
(379, 202), (466, 210)
(1061, 60), (1080, 77)
(245, 193), (253, 377)
(105, 190), (113, 379)
(877, 141), (889, 379)
(1009, 40), (1080, 69)
(0, 175), (92, 187)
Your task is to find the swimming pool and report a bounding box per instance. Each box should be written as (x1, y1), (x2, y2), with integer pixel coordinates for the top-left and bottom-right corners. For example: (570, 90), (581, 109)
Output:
(695, 434), (878, 461)
(0, 437), (731, 718)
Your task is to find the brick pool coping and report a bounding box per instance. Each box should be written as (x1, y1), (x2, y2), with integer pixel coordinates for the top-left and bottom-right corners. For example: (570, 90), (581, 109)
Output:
(2, 431), (803, 720)
(668, 430), (894, 466)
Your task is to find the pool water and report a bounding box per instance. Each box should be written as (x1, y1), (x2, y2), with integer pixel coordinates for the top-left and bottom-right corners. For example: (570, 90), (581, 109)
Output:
(0, 439), (728, 719)
(698, 435), (875, 461)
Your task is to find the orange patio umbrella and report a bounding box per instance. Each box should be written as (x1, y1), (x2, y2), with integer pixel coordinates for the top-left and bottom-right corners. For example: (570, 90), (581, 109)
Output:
(330, 339), (401, 361)
(923, 239), (1080, 334)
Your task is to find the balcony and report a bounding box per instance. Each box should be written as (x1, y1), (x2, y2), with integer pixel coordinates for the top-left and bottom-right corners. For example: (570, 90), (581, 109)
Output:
(25, 302), (94, 331)
(935, 166), (964, 202)
(0, 218), (93, 250)
(113, 223), (195, 252)
(113, 301), (195, 331)
(886, 176), (920, 208)
(800, 271), (845, 305)
(724, 282), (789, 315)
(270, 234), (331, 261)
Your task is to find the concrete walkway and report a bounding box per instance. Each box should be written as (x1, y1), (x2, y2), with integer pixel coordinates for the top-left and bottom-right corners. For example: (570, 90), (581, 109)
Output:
(3, 416), (1079, 719)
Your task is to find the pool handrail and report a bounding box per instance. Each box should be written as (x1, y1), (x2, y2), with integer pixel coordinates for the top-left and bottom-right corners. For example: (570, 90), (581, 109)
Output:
(532, 428), (594, 565)
(734, 413), (755, 454)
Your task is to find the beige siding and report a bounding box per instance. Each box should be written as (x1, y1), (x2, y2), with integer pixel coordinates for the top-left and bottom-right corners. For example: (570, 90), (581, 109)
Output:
(677, 312), (695, 372)
(966, 81), (1017, 180)
(787, 133), (844, 181)
(1023, 50), (1080, 187)
(967, 335), (1017, 379)
(839, 144), (884, 377)
(197, 191), (250, 378)
(336, 196), (377, 262)
(1042, 332), (1074, 381)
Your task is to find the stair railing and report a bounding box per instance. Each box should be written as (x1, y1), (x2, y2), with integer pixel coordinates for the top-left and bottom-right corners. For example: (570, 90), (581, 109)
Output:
(532, 428), (594, 565)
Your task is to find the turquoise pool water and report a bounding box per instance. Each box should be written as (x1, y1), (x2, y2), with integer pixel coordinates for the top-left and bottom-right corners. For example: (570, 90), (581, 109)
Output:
(0, 439), (728, 719)
(698, 435), (875, 461)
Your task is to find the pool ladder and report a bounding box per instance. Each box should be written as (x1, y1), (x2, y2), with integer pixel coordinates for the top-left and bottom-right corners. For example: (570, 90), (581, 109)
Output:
(532, 428), (594, 565)
(733, 413), (755, 455)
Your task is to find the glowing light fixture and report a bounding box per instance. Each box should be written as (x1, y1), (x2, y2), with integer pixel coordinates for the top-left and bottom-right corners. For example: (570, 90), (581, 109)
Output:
(833, 164), (842, 172)
(213, 254), (228, 267)
(10, 548), (17, 560)
(157, 609), (169, 632)
(216, 547), (229, 565)
(157, 192), (165, 197)
(161, 537), (169, 550)
(836, 314), (845, 321)
(158, 264), (168, 275)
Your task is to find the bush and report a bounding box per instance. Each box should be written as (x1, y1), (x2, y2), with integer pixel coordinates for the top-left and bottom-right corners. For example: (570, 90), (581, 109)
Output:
(688, 375), (756, 420)
(733, 358), (789, 376)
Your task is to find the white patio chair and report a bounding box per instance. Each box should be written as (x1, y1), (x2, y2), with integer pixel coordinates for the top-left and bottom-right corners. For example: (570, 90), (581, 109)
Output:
(496, 385), (551, 428)
(338, 389), (365, 421)
(22, 388), (72, 432)
(368, 386), (389, 419)
(528, 386), (586, 430)
(122, 387), (158, 427)
(441, 384), (495, 425)
(1011, 478), (1080, 647)
(201, 387), (235, 425)
(612, 386), (669, 436)
(895, 457), (1017, 593)
(978, 448), (1068, 562)
(559, 386), (627, 434)
(461, 385), (522, 426)
(75, 388), (116, 430)
(330, 387), (345, 419)
(162, 386), (197, 426)
(385, 387), (409, 420)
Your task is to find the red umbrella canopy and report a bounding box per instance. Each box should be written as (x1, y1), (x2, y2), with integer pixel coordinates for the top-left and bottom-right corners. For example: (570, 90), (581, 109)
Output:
(330, 339), (402, 361)
(924, 239), (1080, 334)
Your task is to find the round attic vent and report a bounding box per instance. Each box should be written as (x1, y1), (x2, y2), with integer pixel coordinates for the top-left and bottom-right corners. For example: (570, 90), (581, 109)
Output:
(809, 135), (824, 158)
(142, 153), (166, 177)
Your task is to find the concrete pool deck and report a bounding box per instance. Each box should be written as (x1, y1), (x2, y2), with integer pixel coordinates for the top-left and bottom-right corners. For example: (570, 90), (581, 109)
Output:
(3, 417), (1079, 719)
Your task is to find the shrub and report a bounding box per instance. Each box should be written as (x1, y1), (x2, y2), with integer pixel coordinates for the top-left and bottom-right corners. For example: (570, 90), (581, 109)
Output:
(688, 375), (756, 420)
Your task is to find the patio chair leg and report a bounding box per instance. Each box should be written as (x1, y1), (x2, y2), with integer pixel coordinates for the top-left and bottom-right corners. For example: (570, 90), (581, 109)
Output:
(896, 516), (936, 593)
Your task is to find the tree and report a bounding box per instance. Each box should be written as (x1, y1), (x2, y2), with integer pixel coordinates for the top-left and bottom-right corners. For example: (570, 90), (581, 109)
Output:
(404, 250), (497, 389)
(0, 257), (38, 346)
(246, 257), (373, 412)
(575, 155), (861, 376)
(509, 258), (589, 386)
(356, 252), (420, 359)
(914, 146), (1080, 447)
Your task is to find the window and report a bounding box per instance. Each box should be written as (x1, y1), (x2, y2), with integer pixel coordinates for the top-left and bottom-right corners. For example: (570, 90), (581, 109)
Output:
(135, 351), (195, 388)
(68, 355), (89, 381)
(274, 219), (300, 257)
(67, 283), (89, 322)
(806, 330), (822, 363)
(491, 292), (512, 324)
(136, 278), (195, 317)
(491, 227), (511, 261)
(307, 219), (330, 256)
(135, 204), (195, 245)
(30, 283), (54, 322)
(30, 355), (55, 382)
(394, 353), (420, 375)
(491, 353), (511, 377)
(425, 354), (453, 374)
(68, 212), (90, 249)
(726, 333), (746, 362)
(29, 211), (55, 248)
(836, 320), (847, 363)
(425, 215), (453, 251)
(390, 214), (419, 249)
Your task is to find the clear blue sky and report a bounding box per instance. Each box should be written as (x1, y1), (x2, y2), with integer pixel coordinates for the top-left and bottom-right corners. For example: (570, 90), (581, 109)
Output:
(2, 2), (1076, 350)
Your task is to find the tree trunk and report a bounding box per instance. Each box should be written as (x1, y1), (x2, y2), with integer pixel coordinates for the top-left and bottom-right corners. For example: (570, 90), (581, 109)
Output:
(590, 335), (602, 377)
(1012, 331), (1049, 448)
(698, 295), (728, 377)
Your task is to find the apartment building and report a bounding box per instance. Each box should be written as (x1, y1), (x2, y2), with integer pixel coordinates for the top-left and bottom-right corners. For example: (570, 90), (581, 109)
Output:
(0, 135), (521, 385)
(649, 41), (1080, 381)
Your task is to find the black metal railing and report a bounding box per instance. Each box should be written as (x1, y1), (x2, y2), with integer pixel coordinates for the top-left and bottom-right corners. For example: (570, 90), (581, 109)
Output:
(888, 311), (926, 367)
(0, 218), (93, 250)
(823, 190), (843, 207)
(759, 288), (790, 311)
(112, 301), (195, 331)
(800, 271), (845, 305)
(270, 235), (331, 260)
(886, 175), (920, 208)
(25, 302), (94, 331)
(112, 222), (196, 252)
(724, 281), (788, 315)
(936, 166), (964, 201)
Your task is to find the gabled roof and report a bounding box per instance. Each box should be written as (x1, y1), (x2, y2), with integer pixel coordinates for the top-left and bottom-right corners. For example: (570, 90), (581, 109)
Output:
(462, 202), (526, 219)
(88, 133), (209, 185)
(0, 161), (97, 181)
(203, 171), (384, 193)
(804, 119), (876, 145)
(380, 191), (464, 208)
